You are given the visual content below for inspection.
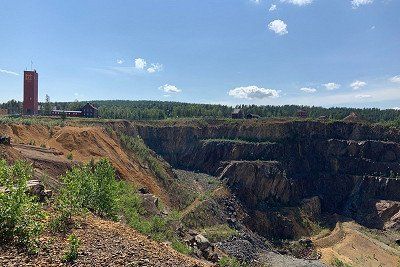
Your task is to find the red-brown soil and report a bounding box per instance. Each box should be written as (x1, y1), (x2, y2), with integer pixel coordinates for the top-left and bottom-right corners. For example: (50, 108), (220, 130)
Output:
(0, 124), (171, 204)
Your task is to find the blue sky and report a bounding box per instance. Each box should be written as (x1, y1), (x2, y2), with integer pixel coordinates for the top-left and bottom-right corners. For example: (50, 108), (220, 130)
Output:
(0, 0), (399, 108)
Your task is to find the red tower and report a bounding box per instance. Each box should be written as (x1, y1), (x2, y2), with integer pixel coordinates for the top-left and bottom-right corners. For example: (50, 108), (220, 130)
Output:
(23, 70), (38, 115)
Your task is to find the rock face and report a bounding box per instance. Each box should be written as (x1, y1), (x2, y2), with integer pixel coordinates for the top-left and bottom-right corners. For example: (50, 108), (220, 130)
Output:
(123, 120), (400, 238)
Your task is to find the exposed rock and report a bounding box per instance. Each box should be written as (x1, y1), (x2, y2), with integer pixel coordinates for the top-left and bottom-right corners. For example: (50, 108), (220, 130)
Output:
(139, 193), (161, 217)
(132, 120), (400, 238)
(301, 197), (321, 220)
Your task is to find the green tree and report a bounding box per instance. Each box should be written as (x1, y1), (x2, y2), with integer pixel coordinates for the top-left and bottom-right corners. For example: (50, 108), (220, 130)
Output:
(43, 94), (52, 116)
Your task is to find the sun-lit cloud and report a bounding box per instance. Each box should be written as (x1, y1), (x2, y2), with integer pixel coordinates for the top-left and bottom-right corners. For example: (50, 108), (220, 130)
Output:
(281, 0), (313, 6)
(323, 82), (341, 90)
(268, 20), (288, 35)
(0, 69), (19, 76)
(355, 94), (372, 99)
(269, 4), (277, 11)
(350, 80), (367, 90)
(300, 87), (317, 93)
(159, 84), (182, 93)
(351, 0), (373, 9)
(134, 58), (147, 70)
(228, 86), (280, 99)
(147, 63), (163, 73)
(389, 75), (400, 83)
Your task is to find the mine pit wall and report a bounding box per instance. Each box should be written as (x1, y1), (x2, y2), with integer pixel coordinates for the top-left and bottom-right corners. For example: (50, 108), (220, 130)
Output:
(126, 120), (400, 235)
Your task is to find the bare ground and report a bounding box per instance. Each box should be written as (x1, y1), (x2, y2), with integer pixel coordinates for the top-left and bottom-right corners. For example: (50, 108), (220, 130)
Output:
(0, 215), (210, 267)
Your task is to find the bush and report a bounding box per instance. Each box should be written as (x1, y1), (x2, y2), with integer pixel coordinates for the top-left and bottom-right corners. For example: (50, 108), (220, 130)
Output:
(51, 158), (180, 245)
(51, 159), (120, 231)
(66, 153), (73, 160)
(62, 234), (80, 262)
(0, 160), (45, 252)
(332, 258), (352, 267)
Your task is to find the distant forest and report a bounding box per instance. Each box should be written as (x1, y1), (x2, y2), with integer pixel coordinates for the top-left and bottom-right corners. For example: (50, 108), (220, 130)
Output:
(1, 99), (400, 124)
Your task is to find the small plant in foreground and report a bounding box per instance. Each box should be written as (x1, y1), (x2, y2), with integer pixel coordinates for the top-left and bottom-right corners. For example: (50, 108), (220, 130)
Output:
(62, 234), (80, 263)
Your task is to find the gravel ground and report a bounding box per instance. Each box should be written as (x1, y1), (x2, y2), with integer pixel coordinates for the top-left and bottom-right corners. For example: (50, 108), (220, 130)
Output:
(0, 215), (210, 267)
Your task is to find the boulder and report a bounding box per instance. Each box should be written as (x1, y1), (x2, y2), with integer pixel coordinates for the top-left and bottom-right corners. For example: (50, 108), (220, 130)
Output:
(194, 234), (211, 251)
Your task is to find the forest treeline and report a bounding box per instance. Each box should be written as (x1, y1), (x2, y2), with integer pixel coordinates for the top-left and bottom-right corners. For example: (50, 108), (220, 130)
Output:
(1, 99), (400, 124)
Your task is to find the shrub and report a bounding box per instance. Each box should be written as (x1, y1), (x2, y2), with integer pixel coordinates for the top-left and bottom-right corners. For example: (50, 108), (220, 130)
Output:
(62, 234), (80, 262)
(51, 159), (120, 231)
(0, 160), (44, 252)
(66, 153), (73, 160)
(332, 258), (352, 267)
(51, 158), (179, 244)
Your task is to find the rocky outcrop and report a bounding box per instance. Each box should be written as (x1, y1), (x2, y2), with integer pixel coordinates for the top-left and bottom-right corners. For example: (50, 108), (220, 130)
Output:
(124, 120), (400, 236)
(220, 161), (300, 208)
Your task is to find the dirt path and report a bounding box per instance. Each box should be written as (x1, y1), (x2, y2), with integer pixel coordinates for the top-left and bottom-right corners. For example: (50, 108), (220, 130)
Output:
(180, 186), (223, 219)
(313, 221), (400, 267)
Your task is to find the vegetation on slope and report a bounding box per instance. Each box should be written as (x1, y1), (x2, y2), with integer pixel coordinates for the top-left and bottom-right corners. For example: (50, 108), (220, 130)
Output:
(0, 157), (188, 262)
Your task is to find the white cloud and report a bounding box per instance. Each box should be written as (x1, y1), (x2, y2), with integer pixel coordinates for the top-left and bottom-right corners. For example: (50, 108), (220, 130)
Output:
(134, 58), (147, 70)
(147, 63), (163, 73)
(323, 82), (341, 90)
(350, 80), (367, 90)
(251, 0), (261, 4)
(300, 87), (317, 93)
(392, 107), (400, 111)
(389, 75), (400, 83)
(355, 94), (372, 99)
(281, 0), (313, 6)
(159, 84), (182, 93)
(370, 25), (376, 30)
(351, 0), (373, 8)
(269, 4), (277, 11)
(117, 59), (124, 64)
(0, 69), (19, 76)
(268, 20), (288, 35)
(228, 86), (280, 99)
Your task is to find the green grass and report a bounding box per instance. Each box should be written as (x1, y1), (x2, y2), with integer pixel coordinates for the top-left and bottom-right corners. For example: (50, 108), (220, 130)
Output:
(201, 224), (238, 243)
(118, 133), (171, 185)
(171, 239), (192, 255)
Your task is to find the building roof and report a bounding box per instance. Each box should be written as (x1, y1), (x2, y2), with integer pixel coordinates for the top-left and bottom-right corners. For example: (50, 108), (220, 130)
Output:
(82, 103), (98, 110)
(52, 110), (82, 113)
